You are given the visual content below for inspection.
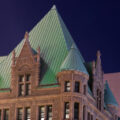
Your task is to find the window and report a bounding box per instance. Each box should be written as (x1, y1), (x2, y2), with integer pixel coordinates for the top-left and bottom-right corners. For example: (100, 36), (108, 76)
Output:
(47, 106), (52, 120)
(83, 105), (86, 120)
(26, 84), (31, 95)
(87, 112), (90, 120)
(18, 74), (31, 96)
(39, 106), (45, 120)
(19, 84), (24, 96)
(83, 85), (86, 95)
(64, 102), (70, 119)
(4, 109), (9, 120)
(91, 114), (93, 120)
(74, 82), (80, 92)
(65, 81), (70, 92)
(25, 108), (31, 120)
(17, 108), (23, 120)
(39, 105), (52, 120)
(97, 89), (102, 111)
(74, 103), (79, 120)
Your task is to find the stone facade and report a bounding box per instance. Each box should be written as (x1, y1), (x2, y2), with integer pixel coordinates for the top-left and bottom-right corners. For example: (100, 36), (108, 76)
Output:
(0, 5), (119, 120)
(0, 32), (118, 120)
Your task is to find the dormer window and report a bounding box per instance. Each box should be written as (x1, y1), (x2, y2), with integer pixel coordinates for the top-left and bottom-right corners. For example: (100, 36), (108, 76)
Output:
(65, 81), (70, 92)
(18, 74), (31, 96)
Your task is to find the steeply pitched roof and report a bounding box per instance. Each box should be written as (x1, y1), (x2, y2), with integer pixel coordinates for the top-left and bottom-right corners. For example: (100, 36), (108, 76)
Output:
(60, 43), (88, 75)
(104, 81), (119, 107)
(0, 5), (85, 89)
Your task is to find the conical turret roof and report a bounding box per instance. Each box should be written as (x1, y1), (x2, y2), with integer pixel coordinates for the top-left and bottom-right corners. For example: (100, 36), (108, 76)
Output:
(104, 81), (118, 107)
(60, 43), (88, 75)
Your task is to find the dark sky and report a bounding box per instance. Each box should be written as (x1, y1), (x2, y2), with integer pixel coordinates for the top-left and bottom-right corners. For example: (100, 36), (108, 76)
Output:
(0, 0), (120, 73)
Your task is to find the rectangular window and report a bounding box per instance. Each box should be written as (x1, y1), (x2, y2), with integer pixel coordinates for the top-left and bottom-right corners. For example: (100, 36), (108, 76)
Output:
(25, 108), (31, 120)
(83, 85), (86, 95)
(87, 112), (90, 120)
(17, 108), (23, 120)
(64, 102), (70, 119)
(74, 82), (80, 92)
(74, 103), (79, 120)
(91, 114), (93, 120)
(26, 75), (30, 82)
(19, 84), (24, 96)
(47, 106), (52, 120)
(39, 106), (45, 120)
(83, 105), (86, 120)
(26, 84), (31, 95)
(4, 109), (9, 120)
(65, 81), (70, 92)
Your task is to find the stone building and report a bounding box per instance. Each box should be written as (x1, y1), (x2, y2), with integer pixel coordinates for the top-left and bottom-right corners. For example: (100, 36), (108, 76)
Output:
(0, 5), (119, 120)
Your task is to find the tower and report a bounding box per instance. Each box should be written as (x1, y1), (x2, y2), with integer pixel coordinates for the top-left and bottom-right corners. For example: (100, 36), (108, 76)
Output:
(57, 43), (89, 120)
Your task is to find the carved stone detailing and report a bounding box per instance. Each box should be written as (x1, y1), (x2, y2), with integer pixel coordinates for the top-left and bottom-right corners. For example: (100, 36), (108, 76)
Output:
(11, 32), (40, 96)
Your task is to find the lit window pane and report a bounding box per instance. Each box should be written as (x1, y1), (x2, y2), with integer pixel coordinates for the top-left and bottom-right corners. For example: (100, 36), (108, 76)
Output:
(39, 106), (45, 120)
(18, 108), (23, 120)
(19, 75), (24, 82)
(65, 81), (70, 92)
(47, 106), (52, 120)
(26, 84), (31, 95)
(26, 108), (31, 120)
(64, 102), (70, 119)
(19, 84), (24, 96)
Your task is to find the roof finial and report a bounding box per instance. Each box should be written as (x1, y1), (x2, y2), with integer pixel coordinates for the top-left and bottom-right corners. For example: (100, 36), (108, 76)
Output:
(92, 60), (96, 74)
(51, 5), (56, 10)
(97, 50), (101, 58)
(24, 31), (29, 41)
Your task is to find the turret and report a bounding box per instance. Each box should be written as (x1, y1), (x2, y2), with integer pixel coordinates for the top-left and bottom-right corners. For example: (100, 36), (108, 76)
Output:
(57, 43), (89, 120)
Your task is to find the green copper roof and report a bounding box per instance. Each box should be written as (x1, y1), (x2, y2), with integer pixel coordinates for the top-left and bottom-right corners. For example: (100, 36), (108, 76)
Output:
(60, 43), (88, 75)
(0, 5), (86, 89)
(104, 81), (118, 107)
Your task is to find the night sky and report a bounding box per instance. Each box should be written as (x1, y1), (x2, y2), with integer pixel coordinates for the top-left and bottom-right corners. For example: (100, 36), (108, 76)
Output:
(0, 0), (120, 73)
